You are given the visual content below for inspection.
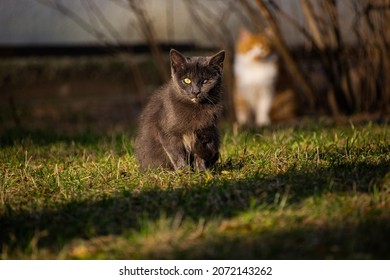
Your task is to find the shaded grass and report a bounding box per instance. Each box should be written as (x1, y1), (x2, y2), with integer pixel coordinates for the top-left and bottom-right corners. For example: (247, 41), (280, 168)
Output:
(0, 121), (389, 259)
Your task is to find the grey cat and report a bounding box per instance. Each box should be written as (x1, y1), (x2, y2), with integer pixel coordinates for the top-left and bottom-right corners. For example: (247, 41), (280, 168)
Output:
(135, 49), (225, 171)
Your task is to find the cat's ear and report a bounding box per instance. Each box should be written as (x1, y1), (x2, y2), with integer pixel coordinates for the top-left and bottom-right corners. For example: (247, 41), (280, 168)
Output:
(209, 50), (225, 70)
(170, 49), (187, 73)
(263, 27), (273, 39)
(239, 28), (252, 40)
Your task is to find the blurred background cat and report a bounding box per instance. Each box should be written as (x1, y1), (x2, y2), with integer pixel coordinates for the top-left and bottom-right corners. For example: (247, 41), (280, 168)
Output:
(234, 28), (297, 127)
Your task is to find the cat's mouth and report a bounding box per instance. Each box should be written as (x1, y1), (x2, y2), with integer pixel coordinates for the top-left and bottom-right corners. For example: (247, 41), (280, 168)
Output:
(191, 98), (198, 103)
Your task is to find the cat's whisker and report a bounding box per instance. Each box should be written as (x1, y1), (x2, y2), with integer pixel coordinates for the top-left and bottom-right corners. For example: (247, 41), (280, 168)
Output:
(204, 95), (217, 105)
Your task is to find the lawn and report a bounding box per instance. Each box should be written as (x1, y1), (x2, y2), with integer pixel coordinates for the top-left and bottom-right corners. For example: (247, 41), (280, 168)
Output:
(0, 121), (389, 259)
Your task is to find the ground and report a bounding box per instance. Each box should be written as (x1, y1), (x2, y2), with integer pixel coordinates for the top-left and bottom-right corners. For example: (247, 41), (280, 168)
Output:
(0, 56), (389, 259)
(1, 119), (389, 259)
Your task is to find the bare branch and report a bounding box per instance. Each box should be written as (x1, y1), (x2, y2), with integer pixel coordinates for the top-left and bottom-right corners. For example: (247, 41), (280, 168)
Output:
(33, 0), (148, 97)
(244, 0), (317, 110)
(127, 0), (169, 81)
(82, 0), (125, 42)
(238, 0), (265, 31)
(300, 0), (326, 50)
(34, 0), (109, 43)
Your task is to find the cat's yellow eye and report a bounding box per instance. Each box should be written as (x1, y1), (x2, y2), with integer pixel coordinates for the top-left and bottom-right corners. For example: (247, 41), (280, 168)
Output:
(183, 78), (191, 84)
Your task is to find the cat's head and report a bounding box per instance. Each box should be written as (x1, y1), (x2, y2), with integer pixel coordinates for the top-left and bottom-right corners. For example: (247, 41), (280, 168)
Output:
(170, 49), (225, 104)
(236, 28), (273, 61)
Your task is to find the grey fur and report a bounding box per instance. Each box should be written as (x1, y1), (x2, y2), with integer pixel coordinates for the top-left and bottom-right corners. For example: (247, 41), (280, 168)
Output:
(135, 49), (225, 171)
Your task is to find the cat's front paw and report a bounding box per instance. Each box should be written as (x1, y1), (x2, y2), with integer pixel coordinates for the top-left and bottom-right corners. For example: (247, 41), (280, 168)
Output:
(172, 157), (189, 170)
(195, 142), (218, 164)
(194, 155), (207, 171)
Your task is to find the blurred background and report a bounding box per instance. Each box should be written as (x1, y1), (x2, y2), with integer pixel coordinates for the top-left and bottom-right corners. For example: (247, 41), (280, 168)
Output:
(1, 0), (389, 135)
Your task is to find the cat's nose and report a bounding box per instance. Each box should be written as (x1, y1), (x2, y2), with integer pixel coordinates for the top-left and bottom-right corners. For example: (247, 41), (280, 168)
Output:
(192, 87), (201, 96)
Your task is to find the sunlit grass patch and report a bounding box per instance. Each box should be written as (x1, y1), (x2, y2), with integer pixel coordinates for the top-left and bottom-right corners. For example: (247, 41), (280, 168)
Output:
(0, 121), (389, 259)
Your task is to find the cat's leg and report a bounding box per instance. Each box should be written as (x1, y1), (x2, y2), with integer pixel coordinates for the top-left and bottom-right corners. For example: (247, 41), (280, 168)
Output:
(255, 88), (273, 126)
(194, 155), (207, 171)
(235, 101), (251, 126)
(235, 87), (252, 126)
(194, 128), (219, 170)
(194, 150), (219, 171)
(158, 133), (187, 170)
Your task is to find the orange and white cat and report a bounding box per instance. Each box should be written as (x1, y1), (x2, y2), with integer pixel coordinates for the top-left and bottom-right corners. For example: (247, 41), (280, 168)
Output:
(234, 28), (278, 126)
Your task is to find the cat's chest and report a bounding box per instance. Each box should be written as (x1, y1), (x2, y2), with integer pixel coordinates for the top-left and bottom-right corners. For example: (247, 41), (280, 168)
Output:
(234, 54), (278, 87)
(168, 102), (216, 130)
(182, 132), (196, 153)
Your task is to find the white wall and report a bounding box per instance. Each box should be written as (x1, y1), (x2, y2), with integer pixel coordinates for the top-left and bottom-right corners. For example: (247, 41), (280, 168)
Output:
(0, 0), (356, 47)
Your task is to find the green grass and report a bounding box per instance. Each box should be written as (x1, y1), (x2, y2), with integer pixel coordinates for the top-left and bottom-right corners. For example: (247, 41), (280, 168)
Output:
(0, 121), (389, 259)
